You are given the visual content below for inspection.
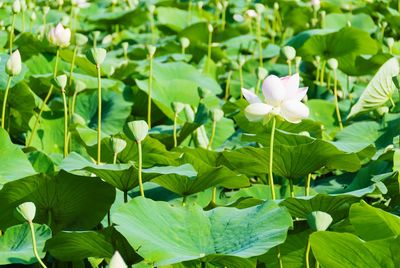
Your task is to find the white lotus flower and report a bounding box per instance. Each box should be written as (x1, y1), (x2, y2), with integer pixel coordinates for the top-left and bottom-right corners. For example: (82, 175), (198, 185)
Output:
(16, 202), (36, 222)
(48, 23), (71, 48)
(242, 73), (309, 124)
(109, 251), (127, 268)
(6, 49), (22, 76)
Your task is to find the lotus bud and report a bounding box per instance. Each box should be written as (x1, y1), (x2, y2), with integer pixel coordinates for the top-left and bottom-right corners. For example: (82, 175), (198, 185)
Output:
(274, 2), (279, 10)
(126, 120), (149, 142)
(211, 108), (224, 122)
(172, 102), (185, 114)
(238, 55), (246, 67)
(12, 0), (21, 14)
(48, 23), (71, 48)
(20, 0), (26, 11)
(109, 251), (127, 268)
(233, 14), (244, 22)
(255, 4), (265, 15)
(327, 58), (338, 70)
(387, 37), (395, 49)
(208, 24), (213, 33)
(75, 33), (88, 47)
(180, 37), (190, 49)
(307, 211), (333, 231)
(315, 55), (321, 66)
(147, 45), (156, 58)
(282, 46), (296, 61)
(111, 137), (127, 155)
(57, 0), (64, 6)
(87, 48), (107, 66)
(311, 0), (320, 9)
(16, 202), (36, 222)
(42, 6), (50, 15)
(222, 0), (228, 8)
(6, 50), (22, 76)
(102, 34), (113, 46)
(184, 105), (195, 123)
(30, 11), (36, 21)
(54, 74), (67, 89)
(216, 2), (223, 11)
(111, 0), (117, 5)
(71, 113), (86, 125)
(75, 80), (86, 93)
(148, 4), (156, 14)
(122, 42), (129, 53)
(245, 9), (257, 19)
(295, 56), (302, 68)
(257, 67), (268, 80)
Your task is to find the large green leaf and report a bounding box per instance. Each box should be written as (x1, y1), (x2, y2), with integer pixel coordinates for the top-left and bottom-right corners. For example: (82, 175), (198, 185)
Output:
(325, 13), (377, 33)
(0, 223), (51, 265)
(0, 128), (36, 186)
(350, 201), (400, 241)
(348, 57), (399, 118)
(113, 197), (293, 266)
(0, 171), (115, 232)
(310, 231), (400, 268)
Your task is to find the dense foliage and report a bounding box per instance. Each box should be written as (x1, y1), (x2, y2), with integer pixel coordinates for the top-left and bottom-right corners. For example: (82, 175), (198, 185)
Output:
(1, 0), (400, 267)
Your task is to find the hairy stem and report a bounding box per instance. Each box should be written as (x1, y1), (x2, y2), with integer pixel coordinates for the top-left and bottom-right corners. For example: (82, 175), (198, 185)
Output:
(333, 69), (343, 129)
(28, 221), (47, 268)
(138, 141), (145, 197)
(1, 76), (12, 129)
(269, 117), (277, 200)
(61, 88), (69, 157)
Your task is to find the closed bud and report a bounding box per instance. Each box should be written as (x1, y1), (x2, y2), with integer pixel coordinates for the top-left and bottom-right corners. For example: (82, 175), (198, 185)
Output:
(6, 49), (22, 76)
(207, 24), (213, 33)
(180, 37), (190, 49)
(211, 108), (224, 122)
(282, 46), (296, 61)
(75, 80), (86, 93)
(75, 33), (88, 47)
(255, 4), (265, 14)
(48, 23), (71, 48)
(126, 120), (148, 142)
(109, 251), (127, 268)
(295, 56), (302, 68)
(20, 0), (26, 10)
(184, 105), (195, 123)
(257, 67), (268, 80)
(307, 211), (333, 231)
(387, 37), (395, 48)
(30, 11), (36, 21)
(172, 102), (185, 114)
(327, 58), (338, 70)
(42, 6), (50, 15)
(148, 4), (156, 14)
(12, 0), (21, 14)
(111, 137), (127, 154)
(87, 48), (107, 66)
(147, 45), (156, 57)
(55, 74), (67, 89)
(102, 34), (113, 46)
(71, 113), (86, 125)
(16, 202), (36, 222)
(274, 2), (279, 10)
(122, 42), (129, 53)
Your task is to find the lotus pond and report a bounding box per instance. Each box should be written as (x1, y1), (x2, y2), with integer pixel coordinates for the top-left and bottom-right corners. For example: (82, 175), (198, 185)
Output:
(1, 0), (400, 267)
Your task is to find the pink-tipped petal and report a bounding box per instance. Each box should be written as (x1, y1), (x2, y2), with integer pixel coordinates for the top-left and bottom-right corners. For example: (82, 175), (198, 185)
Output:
(281, 73), (300, 95)
(262, 75), (286, 106)
(244, 103), (273, 122)
(242, 88), (261, 104)
(280, 100), (309, 124)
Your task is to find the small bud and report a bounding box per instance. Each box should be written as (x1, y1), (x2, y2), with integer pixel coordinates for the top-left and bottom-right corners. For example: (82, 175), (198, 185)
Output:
(30, 11), (36, 21)
(208, 24), (213, 33)
(180, 37), (190, 49)
(238, 55), (246, 66)
(245, 9), (257, 19)
(20, 0), (26, 11)
(102, 34), (113, 46)
(282, 46), (296, 61)
(148, 4), (156, 14)
(16, 202), (36, 222)
(55, 74), (67, 89)
(233, 14), (244, 22)
(274, 2), (279, 10)
(147, 45), (156, 58)
(295, 56), (302, 68)
(311, 0), (320, 9)
(184, 105), (195, 123)
(255, 4), (265, 15)
(327, 58), (338, 70)
(109, 251), (127, 268)
(6, 49), (22, 76)
(12, 0), (21, 14)
(75, 80), (86, 93)
(257, 67), (268, 80)
(75, 33), (88, 47)
(87, 48), (107, 66)
(211, 108), (224, 122)
(307, 211), (333, 231)
(43, 6), (50, 15)
(48, 23), (71, 48)
(71, 113), (86, 125)
(197, 1), (203, 9)
(111, 137), (127, 155)
(126, 120), (149, 142)
(387, 37), (395, 48)
(172, 102), (185, 114)
(122, 42), (129, 53)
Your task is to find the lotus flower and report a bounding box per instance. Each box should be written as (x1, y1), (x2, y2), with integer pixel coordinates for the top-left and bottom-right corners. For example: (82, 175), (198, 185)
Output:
(242, 73), (309, 124)
(48, 23), (71, 48)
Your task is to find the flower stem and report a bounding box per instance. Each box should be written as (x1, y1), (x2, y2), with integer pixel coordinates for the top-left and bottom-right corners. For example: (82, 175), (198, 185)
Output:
(69, 46), (78, 86)
(61, 88), (69, 157)
(207, 120), (217, 150)
(27, 49), (60, 146)
(224, 70), (232, 100)
(206, 28), (212, 73)
(1, 76), (12, 130)
(287, 60), (292, 76)
(9, 14), (16, 55)
(173, 112), (178, 147)
(289, 178), (294, 198)
(320, 60), (326, 86)
(239, 64), (244, 99)
(333, 69), (343, 129)
(305, 173), (311, 196)
(269, 117), (277, 200)
(305, 238), (311, 268)
(147, 55), (153, 128)
(22, 11), (26, 32)
(28, 221), (47, 268)
(96, 65), (102, 164)
(138, 141), (145, 197)
(256, 17), (263, 68)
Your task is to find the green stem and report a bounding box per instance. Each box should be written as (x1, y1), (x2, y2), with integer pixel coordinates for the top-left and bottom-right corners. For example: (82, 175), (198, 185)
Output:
(305, 239), (311, 268)
(221, 6), (226, 30)
(182, 196), (187, 206)
(305, 174), (311, 196)
(1, 76), (12, 129)
(123, 191), (128, 203)
(315, 61), (320, 84)
(71, 90), (78, 117)
(28, 221), (47, 268)
(113, 153), (118, 164)
(9, 14), (16, 55)
(333, 70), (343, 129)
(138, 141), (145, 197)
(269, 117), (277, 200)
(181, 46), (186, 56)
(147, 56), (153, 128)
(320, 60), (326, 86)
(27, 49), (60, 146)
(277, 246), (283, 268)
(207, 120), (217, 150)
(61, 88), (68, 157)
(206, 29), (212, 73)
(22, 11), (25, 32)
(96, 65), (102, 164)
(389, 96), (396, 111)
(69, 46), (78, 86)
(289, 178), (294, 198)
(256, 17), (263, 67)
(239, 64), (244, 99)
(288, 60), (292, 76)
(173, 113), (178, 148)
(224, 71), (232, 100)
(187, 0), (192, 25)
